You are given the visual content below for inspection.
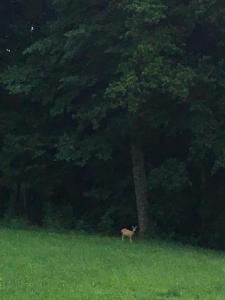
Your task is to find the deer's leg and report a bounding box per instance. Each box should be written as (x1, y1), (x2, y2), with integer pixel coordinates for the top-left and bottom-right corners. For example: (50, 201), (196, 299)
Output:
(130, 236), (132, 243)
(122, 234), (124, 241)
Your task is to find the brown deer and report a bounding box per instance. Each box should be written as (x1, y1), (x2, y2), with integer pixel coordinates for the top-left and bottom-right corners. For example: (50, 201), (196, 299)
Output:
(121, 226), (137, 242)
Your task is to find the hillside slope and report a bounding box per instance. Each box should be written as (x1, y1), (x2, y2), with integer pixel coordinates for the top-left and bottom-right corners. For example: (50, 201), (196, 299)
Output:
(0, 229), (224, 299)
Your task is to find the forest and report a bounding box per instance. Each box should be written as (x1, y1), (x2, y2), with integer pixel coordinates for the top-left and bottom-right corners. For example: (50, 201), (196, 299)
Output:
(1, 0), (225, 249)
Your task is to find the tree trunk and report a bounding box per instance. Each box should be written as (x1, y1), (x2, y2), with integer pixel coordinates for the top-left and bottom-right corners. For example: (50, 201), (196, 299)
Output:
(131, 142), (149, 236)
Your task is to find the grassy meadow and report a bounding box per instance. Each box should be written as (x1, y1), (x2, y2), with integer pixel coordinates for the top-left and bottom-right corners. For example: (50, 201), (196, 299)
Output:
(0, 228), (224, 299)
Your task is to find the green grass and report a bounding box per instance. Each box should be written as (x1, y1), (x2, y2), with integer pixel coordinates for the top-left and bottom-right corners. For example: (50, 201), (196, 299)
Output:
(0, 228), (224, 299)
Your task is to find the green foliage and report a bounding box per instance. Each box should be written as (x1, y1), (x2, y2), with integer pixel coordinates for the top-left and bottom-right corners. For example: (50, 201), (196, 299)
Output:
(43, 203), (74, 230)
(56, 134), (112, 165)
(149, 159), (189, 193)
(1, 0), (225, 248)
(97, 211), (115, 234)
(0, 217), (29, 230)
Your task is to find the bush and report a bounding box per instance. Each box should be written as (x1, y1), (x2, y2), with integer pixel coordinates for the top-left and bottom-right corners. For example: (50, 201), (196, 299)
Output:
(97, 212), (114, 234)
(43, 203), (75, 230)
(0, 217), (29, 230)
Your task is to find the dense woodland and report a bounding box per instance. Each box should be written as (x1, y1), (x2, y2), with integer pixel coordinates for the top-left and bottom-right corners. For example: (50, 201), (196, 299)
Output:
(1, 0), (225, 249)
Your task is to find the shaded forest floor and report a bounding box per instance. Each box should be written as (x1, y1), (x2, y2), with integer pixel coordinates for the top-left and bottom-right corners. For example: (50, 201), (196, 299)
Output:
(0, 228), (224, 299)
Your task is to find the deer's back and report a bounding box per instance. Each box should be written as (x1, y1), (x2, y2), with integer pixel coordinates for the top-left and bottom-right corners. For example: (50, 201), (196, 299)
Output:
(121, 228), (133, 236)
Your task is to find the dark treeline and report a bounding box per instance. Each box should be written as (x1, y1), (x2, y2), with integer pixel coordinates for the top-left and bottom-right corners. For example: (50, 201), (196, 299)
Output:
(1, 0), (225, 248)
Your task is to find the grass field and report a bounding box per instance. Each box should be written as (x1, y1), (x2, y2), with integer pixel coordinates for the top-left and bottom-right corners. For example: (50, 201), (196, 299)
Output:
(0, 228), (224, 299)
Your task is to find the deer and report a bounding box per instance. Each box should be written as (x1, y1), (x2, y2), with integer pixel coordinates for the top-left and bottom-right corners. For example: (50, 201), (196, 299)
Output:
(121, 225), (137, 242)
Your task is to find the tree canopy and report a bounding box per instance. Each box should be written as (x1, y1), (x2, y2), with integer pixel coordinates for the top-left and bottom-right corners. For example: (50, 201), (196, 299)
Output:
(1, 0), (225, 248)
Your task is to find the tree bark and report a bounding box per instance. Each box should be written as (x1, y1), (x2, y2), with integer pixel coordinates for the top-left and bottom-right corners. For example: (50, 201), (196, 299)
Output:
(131, 142), (149, 236)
